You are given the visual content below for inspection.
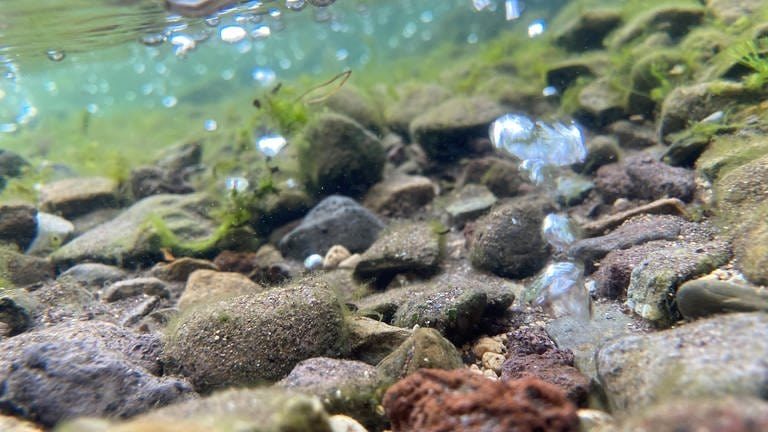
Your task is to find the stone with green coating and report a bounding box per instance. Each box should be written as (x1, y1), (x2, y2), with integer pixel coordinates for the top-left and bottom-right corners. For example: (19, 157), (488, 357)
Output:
(163, 277), (350, 392)
(377, 327), (463, 385)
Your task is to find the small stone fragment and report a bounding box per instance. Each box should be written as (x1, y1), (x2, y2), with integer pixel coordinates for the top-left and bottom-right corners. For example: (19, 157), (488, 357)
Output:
(324, 245), (351, 269)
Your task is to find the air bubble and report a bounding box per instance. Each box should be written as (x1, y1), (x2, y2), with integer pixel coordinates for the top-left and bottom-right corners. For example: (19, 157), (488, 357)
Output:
(225, 176), (249, 192)
(285, 0), (306, 11)
(46, 49), (65, 62)
(162, 96), (178, 108)
(220, 25), (247, 43)
(256, 133), (287, 157)
(204, 119), (218, 131)
(139, 34), (165, 47)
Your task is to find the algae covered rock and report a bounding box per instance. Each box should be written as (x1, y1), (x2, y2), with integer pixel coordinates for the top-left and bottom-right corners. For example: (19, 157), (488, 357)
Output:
(376, 327), (463, 384)
(553, 9), (622, 52)
(163, 277), (350, 392)
(385, 84), (451, 136)
(299, 112), (385, 198)
(51, 193), (220, 268)
(59, 388), (333, 432)
(469, 196), (553, 279)
(409, 96), (504, 163)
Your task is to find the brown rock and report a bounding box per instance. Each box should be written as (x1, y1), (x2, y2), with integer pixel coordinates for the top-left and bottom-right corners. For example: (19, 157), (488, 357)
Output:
(383, 369), (579, 432)
(363, 174), (436, 218)
(0, 203), (36, 251)
(178, 269), (266, 311)
(38, 177), (120, 218)
(501, 354), (589, 407)
(213, 246), (291, 285)
(149, 257), (219, 282)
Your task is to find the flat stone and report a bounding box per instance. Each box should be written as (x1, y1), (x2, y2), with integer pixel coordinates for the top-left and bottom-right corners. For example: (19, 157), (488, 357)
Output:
(444, 184), (497, 229)
(57, 263), (126, 289)
(554, 9), (622, 52)
(178, 269), (265, 311)
(0, 203), (36, 251)
(38, 176), (120, 218)
(376, 328), (463, 384)
(103, 277), (170, 302)
(363, 174), (436, 218)
(149, 257), (219, 282)
(347, 316), (411, 365)
(581, 198), (689, 236)
(574, 77), (626, 129)
(596, 313), (768, 415)
(0, 248), (54, 287)
(384, 84), (451, 136)
(617, 396), (768, 431)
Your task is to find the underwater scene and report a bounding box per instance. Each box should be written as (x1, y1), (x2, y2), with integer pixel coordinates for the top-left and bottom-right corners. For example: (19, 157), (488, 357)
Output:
(2, 0), (768, 430)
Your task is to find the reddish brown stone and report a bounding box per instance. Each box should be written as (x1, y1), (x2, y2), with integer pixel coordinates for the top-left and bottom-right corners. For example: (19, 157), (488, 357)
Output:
(383, 368), (579, 432)
(213, 246), (291, 285)
(501, 354), (590, 407)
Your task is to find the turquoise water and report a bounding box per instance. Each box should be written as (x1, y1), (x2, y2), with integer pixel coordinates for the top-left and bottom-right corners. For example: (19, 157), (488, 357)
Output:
(0, 0), (565, 188)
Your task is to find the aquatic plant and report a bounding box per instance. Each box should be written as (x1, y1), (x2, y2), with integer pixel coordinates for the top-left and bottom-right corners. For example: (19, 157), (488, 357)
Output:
(730, 37), (768, 90)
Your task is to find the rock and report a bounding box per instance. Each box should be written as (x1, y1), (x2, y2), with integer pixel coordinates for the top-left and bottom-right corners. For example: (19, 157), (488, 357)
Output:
(0, 415), (42, 432)
(363, 174), (436, 218)
(57, 263), (126, 289)
(608, 5), (705, 48)
(626, 50), (688, 117)
(149, 257), (219, 282)
(353, 222), (443, 289)
(472, 336), (505, 359)
(607, 120), (658, 149)
(625, 235), (731, 326)
(384, 84), (451, 137)
(60, 388), (333, 432)
(554, 9), (622, 52)
(163, 277), (349, 392)
(617, 396), (768, 432)
(573, 135), (620, 175)
(323, 85), (384, 135)
(569, 214), (687, 262)
(554, 173), (593, 207)
(130, 166), (195, 200)
(663, 129), (714, 167)
(546, 300), (651, 381)
(0, 289), (36, 337)
(178, 269), (265, 311)
(383, 369), (579, 432)
(677, 277), (768, 320)
(355, 267), (516, 344)
(545, 61), (597, 94)
(0, 248), (54, 287)
(102, 277), (170, 302)
(659, 81), (761, 142)
(25, 212), (74, 256)
(0, 203), (36, 251)
(376, 328), (463, 384)
(0, 149), (29, 179)
(596, 313), (768, 415)
(347, 316), (411, 365)
(277, 357), (384, 430)
(594, 154), (696, 203)
(38, 177), (120, 219)
(573, 77), (625, 129)
(481, 352), (505, 374)
(502, 327), (590, 406)
(0, 321), (192, 427)
(469, 196), (553, 279)
(409, 96), (504, 163)
(457, 156), (526, 198)
(299, 113), (385, 198)
(51, 193), (219, 269)
(734, 210), (768, 286)
(323, 245), (351, 269)
(714, 153), (768, 222)
(443, 184), (498, 229)
(279, 195), (385, 260)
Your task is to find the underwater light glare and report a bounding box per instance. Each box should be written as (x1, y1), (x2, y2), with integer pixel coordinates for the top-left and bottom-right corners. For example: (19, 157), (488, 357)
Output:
(256, 133), (287, 157)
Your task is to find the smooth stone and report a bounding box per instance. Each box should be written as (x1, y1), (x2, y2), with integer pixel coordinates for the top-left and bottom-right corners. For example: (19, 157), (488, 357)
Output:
(279, 195), (385, 260)
(178, 269), (265, 311)
(596, 312), (768, 414)
(363, 174), (436, 218)
(0, 203), (36, 251)
(443, 184), (497, 229)
(581, 197), (689, 237)
(553, 9), (622, 52)
(57, 262), (126, 289)
(677, 278), (768, 319)
(38, 176), (120, 219)
(149, 257), (219, 282)
(323, 84), (384, 135)
(607, 119), (658, 149)
(376, 327), (463, 384)
(347, 316), (411, 365)
(594, 154), (696, 203)
(0, 414), (42, 432)
(573, 77), (626, 129)
(0, 289), (37, 337)
(456, 156), (526, 198)
(384, 84), (451, 137)
(129, 166), (195, 200)
(0, 248), (54, 287)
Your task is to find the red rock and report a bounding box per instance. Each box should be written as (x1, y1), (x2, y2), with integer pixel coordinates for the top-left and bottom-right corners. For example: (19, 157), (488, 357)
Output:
(383, 368), (579, 432)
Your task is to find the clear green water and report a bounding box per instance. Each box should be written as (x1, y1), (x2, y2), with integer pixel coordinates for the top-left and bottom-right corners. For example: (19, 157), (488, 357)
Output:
(0, 0), (562, 190)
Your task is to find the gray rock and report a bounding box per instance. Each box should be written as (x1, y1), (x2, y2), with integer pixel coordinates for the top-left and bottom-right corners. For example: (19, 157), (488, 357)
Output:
(677, 278), (768, 320)
(376, 327), (463, 384)
(0, 149), (29, 179)
(706, 0), (765, 25)
(569, 214), (686, 262)
(355, 266), (516, 344)
(60, 388), (333, 432)
(0, 203), (36, 251)
(163, 277), (350, 392)
(554, 9), (622, 52)
(469, 196), (553, 279)
(353, 222), (443, 289)
(596, 313), (768, 414)
(347, 316), (411, 365)
(38, 177), (121, 219)
(546, 300), (652, 380)
(607, 120), (658, 149)
(573, 135), (620, 175)
(409, 96), (504, 163)
(457, 156), (526, 198)
(277, 357), (384, 430)
(443, 184), (497, 229)
(363, 174), (436, 218)
(57, 263), (126, 289)
(155, 140), (202, 173)
(0, 321), (192, 427)
(130, 166), (195, 200)
(323, 85), (384, 135)
(554, 173), (593, 207)
(626, 236), (731, 326)
(0, 289), (37, 337)
(299, 113), (385, 198)
(594, 154), (696, 203)
(102, 277), (170, 302)
(51, 193), (219, 268)
(626, 50), (688, 117)
(279, 195), (385, 260)
(607, 5), (704, 48)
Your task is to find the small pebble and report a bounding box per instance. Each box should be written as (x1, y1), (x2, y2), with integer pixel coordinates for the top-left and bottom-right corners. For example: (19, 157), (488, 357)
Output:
(481, 352), (506, 375)
(304, 253), (324, 270)
(338, 253), (362, 269)
(472, 336), (505, 359)
(324, 245), (351, 269)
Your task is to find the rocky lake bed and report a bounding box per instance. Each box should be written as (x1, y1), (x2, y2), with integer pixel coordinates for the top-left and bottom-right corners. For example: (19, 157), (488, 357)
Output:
(3, 0), (768, 431)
